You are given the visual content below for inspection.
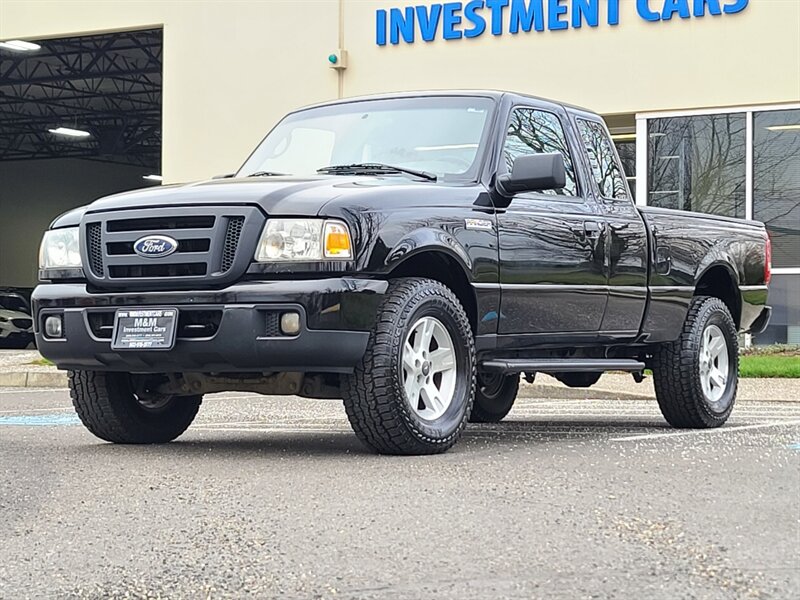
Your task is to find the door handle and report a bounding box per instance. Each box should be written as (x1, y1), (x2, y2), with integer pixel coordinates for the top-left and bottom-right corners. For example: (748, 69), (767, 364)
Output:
(583, 221), (604, 238)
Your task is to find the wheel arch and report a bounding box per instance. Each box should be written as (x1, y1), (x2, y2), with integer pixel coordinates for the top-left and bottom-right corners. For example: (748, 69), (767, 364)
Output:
(694, 263), (742, 329)
(385, 248), (478, 335)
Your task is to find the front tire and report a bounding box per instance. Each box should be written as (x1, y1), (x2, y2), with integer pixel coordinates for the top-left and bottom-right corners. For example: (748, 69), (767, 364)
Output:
(342, 278), (475, 455)
(69, 370), (202, 443)
(470, 372), (519, 423)
(651, 296), (738, 428)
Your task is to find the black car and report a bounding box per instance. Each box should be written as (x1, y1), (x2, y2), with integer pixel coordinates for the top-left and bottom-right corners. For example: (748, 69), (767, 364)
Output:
(33, 91), (772, 454)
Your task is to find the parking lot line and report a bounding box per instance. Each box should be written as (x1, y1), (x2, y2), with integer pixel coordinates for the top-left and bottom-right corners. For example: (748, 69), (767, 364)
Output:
(610, 419), (800, 442)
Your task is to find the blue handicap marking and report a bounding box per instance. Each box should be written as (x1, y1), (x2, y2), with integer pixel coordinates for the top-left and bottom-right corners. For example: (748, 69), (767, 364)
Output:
(0, 413), (80, 426)
(788, 442), (800, 451)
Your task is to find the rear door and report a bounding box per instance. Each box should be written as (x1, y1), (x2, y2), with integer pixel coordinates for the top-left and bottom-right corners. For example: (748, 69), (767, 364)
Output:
(572, 114), (648, 337)
(495, 105), (608, 341)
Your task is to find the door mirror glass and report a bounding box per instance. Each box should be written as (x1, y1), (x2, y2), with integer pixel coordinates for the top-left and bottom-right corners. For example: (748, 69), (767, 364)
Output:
(496, 153), (566, 197)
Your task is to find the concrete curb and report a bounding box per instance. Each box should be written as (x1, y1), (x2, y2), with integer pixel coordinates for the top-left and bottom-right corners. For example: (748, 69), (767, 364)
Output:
(0, 371), (67, 388)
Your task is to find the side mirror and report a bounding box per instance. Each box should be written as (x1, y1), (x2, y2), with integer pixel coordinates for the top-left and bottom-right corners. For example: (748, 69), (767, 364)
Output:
(496, 153), (566, 197)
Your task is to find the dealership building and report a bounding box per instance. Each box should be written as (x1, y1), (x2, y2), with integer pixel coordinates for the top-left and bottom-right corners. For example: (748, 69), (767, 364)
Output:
(1, 0), (798, 344)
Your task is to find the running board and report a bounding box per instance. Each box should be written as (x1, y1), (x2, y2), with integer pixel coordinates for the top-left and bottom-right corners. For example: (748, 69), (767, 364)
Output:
(480, 359), (646, 374)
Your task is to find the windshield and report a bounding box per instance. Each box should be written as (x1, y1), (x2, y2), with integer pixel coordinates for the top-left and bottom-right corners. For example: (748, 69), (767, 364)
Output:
(237, 96), (495, 181)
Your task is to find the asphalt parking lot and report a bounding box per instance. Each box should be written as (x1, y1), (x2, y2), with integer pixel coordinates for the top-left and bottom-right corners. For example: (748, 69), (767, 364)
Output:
(1, 385), (798, 599)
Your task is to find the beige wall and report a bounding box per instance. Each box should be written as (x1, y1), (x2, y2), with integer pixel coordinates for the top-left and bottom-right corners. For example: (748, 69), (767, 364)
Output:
(0, 159), (153, 287)
(2, 0), (799, 185)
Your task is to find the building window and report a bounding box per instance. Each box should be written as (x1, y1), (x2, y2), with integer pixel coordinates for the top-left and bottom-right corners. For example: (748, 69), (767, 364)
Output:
(753, 109), (800, 269)
(647, 113), (746, 218)
(577, 119), (628, 200)
(614, 140), (636, 200)
(756, 275), (800, 345)
(503, 108), (578, 196)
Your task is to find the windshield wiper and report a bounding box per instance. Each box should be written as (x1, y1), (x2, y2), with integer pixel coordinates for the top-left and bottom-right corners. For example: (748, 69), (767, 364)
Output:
(317, 163), (437, 182)
(247, 170), (288, 177)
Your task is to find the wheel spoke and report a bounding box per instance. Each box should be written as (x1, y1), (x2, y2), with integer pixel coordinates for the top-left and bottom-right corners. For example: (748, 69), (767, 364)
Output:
(405, 376), (420, 406)
(419, 319), (435, 353)
(429, 348), (455, 373)
(710, 368), (726, 389)
(421, 385), (443, 414)
(403, 342), (417, 372)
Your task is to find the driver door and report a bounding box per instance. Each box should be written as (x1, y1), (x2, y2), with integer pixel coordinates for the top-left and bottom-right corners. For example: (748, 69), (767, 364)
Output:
(495, 106), (608, 343)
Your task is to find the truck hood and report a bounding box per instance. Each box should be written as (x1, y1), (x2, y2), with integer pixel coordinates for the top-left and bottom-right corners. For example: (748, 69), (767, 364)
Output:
(50, 175), (480, 228)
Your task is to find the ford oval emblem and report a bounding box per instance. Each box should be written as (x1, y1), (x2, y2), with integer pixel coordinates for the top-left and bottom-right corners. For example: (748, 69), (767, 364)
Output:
(133, 235), (179, 258)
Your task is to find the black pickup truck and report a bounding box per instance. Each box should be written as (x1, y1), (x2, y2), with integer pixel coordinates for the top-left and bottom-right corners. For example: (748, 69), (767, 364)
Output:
(33, 91), (772, 455)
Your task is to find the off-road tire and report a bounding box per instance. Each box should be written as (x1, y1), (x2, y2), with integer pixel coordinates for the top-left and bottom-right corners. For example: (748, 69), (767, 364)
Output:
(651, 296), (738, 428)
(341, 278), (475, 455)
(69, 370), (202, 443)
(470, 373), (519, 423)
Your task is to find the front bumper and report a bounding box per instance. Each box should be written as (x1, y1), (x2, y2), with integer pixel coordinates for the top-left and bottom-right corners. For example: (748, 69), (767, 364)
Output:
(32, 278), (387, 373)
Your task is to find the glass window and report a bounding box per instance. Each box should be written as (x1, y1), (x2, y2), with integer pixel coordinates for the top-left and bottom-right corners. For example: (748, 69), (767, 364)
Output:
(753, 109), (800, 268)
(647, 114), (746, 218)
(755, 274), (800, 345)
(503, 108), (578, 196)
(238, 96), (495, 181)
(614, 140), (636, 200)
(577, 119), (629, 199)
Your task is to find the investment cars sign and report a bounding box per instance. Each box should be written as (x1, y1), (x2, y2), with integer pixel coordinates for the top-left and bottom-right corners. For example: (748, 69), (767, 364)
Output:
(376, 0), (749, 45)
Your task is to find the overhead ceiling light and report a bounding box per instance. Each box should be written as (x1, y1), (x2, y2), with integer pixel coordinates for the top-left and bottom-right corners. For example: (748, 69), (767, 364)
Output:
(766, 124), (800, 132)
(142, 174), (163, 182)
(0, 40), (41, 52)
(610, 133), (636, 141)
(48, 127), (91, 138)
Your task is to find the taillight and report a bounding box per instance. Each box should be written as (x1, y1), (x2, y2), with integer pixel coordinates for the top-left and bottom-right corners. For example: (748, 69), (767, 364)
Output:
(764, 233), (772, 285)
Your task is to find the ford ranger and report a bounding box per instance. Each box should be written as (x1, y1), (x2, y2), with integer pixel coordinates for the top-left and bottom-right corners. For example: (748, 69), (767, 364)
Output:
(33, 91), (772, 455)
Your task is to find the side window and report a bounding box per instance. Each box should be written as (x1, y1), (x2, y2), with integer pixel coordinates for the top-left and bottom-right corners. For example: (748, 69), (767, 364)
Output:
(503, 108), (578, 197)
(577, 118), (629, 200)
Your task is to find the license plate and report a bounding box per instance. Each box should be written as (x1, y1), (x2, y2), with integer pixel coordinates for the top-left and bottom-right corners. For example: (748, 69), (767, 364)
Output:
(111, 308), (178, 350)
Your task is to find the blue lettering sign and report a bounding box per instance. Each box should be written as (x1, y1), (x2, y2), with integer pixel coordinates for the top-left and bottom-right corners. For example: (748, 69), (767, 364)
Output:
(572, 0), (599, 28)
(416, 4), (443, 41)
(510, 0), (545, 34)
(464, 0), (487, 37)
(375, 0), (750, 45)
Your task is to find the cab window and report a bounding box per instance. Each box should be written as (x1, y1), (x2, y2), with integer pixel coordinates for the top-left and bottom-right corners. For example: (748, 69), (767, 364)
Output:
(577, 118), (629, 200)
(502, 108), (579, 197)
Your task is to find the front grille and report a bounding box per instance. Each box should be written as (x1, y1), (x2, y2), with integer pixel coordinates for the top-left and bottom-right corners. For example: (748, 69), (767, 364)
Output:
(87, 309), (222, 340)
(108, 263), (207, 278)
(221, 217), (245, 272)
(81, 206), (263, 288)
(264, 311), (282, 337)
(106, 215), (215, 232)
(87, 223), (103, 277)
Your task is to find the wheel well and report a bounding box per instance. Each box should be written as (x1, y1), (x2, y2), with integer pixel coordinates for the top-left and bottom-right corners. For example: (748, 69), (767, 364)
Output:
(388, 252), (478, 333)
(695, 266), (741, 328)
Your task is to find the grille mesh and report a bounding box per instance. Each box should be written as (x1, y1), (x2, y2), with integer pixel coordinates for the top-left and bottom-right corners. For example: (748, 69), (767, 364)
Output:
(86, 223), (103, 276)
(221, 217), (245, 272)
(264, 312), (282, 337)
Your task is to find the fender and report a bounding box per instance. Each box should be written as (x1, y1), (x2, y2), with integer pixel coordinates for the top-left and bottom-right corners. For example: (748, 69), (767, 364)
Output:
(382, 227), (474, 275)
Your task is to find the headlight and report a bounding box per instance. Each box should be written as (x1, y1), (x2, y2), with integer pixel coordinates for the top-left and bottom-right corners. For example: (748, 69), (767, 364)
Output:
(254, 219), (352, 262)
(39, 227), (82, 269)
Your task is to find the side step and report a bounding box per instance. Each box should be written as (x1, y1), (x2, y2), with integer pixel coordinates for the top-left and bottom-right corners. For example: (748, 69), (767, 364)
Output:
(480, 359), (646, 374)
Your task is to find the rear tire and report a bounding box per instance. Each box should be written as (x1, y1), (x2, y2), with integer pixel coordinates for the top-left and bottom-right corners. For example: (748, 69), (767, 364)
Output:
(651, 296), (738, 428)
(342, 278), (475, 455)
(69, 370), (202, 443)
(470, 372), (519, 423)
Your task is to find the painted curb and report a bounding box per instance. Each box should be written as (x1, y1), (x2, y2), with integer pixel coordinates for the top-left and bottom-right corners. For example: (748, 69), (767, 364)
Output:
(0, 371), (67, 388)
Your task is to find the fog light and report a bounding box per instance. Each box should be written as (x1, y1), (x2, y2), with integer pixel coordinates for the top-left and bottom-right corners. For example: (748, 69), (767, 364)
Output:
(280, 312), (301, 335)
(44, 315), (63, 338)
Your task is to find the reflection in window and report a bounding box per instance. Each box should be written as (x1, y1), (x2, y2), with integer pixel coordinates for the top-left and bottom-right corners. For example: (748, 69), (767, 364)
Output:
(614, 140), (636, 200)
(647, 114), (746, 218)
(503, 108), (578, 196)
(755, 275), (800, 345)
(754, 109), (800, 268)
(577, 119), (628, 199)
